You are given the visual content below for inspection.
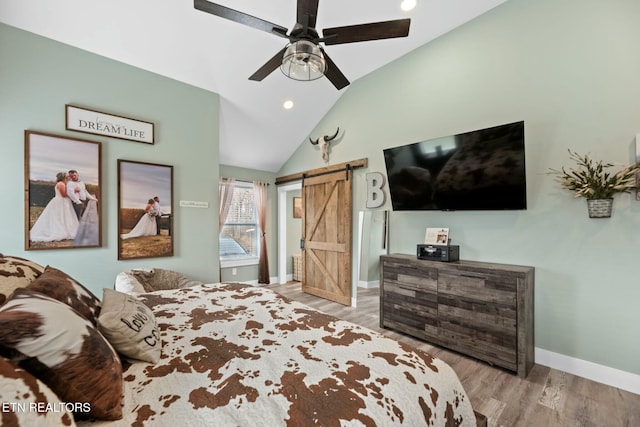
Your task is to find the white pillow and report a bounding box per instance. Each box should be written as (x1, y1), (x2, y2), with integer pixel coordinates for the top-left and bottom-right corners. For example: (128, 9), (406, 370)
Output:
(114, 270), (147, 294)
(97, 288), (161, 363)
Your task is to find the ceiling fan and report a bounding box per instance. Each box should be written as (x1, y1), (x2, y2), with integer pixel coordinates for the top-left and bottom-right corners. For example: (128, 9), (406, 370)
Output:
(193, 0), (411, 90)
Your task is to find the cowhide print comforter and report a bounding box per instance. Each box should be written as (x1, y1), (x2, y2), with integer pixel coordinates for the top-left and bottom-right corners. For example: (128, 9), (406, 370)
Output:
(79, 283), (477, 427)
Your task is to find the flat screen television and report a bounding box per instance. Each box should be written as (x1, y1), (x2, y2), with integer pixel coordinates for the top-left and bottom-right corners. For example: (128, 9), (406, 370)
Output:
(383, 121), (527, 211)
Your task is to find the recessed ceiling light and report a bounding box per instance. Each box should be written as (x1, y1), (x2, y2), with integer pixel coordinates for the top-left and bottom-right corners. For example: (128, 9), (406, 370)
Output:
(401, 0), (417, 12)
(283, 100), (294, 110)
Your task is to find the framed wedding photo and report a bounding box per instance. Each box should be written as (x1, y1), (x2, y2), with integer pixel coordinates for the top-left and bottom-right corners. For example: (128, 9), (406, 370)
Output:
(118, 159), (173, 260)
(24, 130), (102, 250)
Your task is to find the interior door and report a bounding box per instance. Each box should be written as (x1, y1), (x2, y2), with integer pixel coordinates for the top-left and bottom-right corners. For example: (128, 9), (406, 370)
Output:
(301, 169), (352, 306)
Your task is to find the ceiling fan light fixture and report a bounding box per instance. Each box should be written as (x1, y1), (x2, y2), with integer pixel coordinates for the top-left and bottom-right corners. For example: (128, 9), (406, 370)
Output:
(281, 40), (326, 82)
(401, 0), (417, 11)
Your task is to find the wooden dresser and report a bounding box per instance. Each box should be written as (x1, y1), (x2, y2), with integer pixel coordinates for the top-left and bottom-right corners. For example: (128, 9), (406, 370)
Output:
(380, 253), (534, 377)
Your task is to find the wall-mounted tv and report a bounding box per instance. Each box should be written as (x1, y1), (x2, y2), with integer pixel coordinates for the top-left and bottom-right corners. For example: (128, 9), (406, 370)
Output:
(383, 121), (527, 211)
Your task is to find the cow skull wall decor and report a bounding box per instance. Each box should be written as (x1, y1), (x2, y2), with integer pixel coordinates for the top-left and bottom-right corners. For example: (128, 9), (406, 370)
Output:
(309, 127), (340, 163)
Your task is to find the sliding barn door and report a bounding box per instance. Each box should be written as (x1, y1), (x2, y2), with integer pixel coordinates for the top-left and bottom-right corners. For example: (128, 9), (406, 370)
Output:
(301, 170), (352, 306)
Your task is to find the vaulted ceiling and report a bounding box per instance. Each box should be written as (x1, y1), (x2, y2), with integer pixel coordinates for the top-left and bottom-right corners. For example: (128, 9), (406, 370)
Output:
(1, 0), (507, 172)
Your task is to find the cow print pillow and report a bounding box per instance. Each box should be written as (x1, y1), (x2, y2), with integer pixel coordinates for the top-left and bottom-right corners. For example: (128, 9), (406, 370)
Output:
(0, 288), (123, 421)
(0, 355), (77, 427)
(0, 254), (44, 306)
(98, 288), (162, 363)
(27, 266), (101, 325)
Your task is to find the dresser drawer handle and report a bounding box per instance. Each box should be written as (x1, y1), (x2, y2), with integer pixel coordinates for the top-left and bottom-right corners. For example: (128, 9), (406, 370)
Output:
(456, 273), (487, 279)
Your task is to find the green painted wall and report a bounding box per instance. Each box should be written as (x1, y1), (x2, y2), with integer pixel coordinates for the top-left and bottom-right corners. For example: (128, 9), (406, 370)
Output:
(278, 0), (640, 375)
(358, 210), (388, 285)
(218, 165), (277, 283)
(0, 23), (221, 294)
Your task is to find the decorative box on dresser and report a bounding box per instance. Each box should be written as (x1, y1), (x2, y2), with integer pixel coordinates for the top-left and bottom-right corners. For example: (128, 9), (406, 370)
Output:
(380, 253), (534, 378)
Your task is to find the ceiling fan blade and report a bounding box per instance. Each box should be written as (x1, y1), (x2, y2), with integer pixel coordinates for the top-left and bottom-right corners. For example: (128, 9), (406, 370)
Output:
(322, 18), (410, 45)
(194, 0), (289, 39)
(297, 0), (319, 29)
(320, 48), (350, 90)
(248, 47), (289, 81)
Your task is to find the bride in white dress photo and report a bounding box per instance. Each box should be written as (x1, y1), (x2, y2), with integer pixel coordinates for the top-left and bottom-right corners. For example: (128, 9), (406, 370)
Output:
(121, 198), (158, 239)
(30, 172), (79, 242)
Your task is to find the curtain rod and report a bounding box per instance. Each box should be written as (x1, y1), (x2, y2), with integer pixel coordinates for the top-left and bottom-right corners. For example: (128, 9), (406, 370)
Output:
(221, 177), (270, 186)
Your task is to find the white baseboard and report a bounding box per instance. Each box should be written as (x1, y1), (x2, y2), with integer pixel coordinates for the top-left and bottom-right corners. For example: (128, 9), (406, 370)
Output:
(535, 348), (640, 395)
(357, 280), (380, 289)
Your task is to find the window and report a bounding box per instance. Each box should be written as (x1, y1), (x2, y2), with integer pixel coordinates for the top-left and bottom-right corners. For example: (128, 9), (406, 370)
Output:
(219, 181), (259, 267)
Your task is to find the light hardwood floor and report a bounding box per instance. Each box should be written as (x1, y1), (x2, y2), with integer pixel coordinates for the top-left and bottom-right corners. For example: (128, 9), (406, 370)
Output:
(266, 282), (640, 427)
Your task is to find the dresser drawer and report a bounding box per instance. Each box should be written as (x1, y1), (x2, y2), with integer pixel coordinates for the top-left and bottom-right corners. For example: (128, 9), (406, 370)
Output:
(382, 291), (438, 337)
(437, 271), (516, 306)
(382, 259), (437, 292)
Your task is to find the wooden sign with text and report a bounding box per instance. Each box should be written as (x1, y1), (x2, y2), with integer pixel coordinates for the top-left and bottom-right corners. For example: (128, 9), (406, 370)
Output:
(66, 104), (154, 144)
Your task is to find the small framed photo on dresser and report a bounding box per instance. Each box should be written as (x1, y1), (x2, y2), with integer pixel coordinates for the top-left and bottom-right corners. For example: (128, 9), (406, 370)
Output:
(424, 227), (449, 245)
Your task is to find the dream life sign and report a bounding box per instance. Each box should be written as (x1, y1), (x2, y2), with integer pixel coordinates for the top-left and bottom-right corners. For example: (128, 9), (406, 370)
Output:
(66, 105), (155, 144)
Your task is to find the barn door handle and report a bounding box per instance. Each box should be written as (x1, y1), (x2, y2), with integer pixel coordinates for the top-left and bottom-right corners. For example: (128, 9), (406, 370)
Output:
(300, 238), (305, 250)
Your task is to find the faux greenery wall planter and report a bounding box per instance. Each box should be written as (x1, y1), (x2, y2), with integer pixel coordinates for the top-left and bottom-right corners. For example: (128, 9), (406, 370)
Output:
(586, 198), (613, 218)
(548, 149), (640, 218)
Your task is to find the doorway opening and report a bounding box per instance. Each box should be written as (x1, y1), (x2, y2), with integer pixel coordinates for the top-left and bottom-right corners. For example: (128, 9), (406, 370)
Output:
(277, 182), (301, 284)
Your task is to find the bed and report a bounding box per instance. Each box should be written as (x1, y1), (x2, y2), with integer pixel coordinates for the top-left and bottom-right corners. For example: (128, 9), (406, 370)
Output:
(0, 255), (481, 427)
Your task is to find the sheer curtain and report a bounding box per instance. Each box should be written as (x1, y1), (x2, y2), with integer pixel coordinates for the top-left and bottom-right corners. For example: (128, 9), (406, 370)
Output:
(253, 181), (270, 284)
(218, 177), (235, 232)
(218, 178), (235, 282)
